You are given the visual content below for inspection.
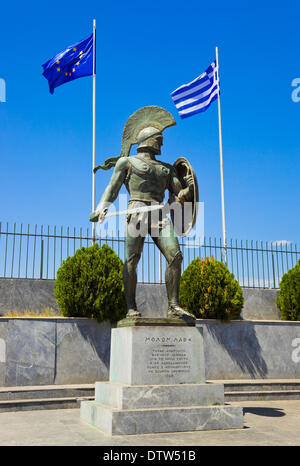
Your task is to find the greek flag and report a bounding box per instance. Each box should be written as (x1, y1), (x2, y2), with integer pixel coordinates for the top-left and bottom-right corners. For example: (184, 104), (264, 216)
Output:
(171, 61), (219, 119)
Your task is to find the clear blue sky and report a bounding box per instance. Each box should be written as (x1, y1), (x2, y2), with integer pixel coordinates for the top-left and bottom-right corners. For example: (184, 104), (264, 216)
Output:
(0, 0), (299, 245)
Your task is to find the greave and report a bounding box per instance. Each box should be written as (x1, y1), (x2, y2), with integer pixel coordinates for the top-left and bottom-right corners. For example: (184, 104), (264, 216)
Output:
(123, 260), (138, 311)
(165, 252), (183, 307)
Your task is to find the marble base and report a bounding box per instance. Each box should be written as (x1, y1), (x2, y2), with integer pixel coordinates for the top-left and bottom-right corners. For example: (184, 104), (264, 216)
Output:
(80, 323), (243, 435)
(80, 400), (243, 435)
(109, 325), (205, 385)
(117, 317), (195, 327)
(94, 381), (224, 409)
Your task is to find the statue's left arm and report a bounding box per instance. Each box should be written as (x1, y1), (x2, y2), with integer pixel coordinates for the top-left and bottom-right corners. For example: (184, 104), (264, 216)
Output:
(168, 167), (193, 204)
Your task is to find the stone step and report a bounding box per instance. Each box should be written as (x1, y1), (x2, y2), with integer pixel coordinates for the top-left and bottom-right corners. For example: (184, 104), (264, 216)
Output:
(211, 379), (300, 393)
(0, 396), (94, 413)
(80, 400), (243, 435)
(1, 380), (300, 412)
(225, 390), (300, 401)
(0, 384), (94, 401)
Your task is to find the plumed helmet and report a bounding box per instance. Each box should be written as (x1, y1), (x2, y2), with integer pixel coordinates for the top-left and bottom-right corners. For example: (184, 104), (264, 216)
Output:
(136, 126), (163, 153)
(97, 106), (176, 170)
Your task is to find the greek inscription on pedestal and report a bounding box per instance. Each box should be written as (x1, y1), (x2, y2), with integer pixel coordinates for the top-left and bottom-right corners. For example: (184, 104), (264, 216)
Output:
(145, 336), (192, 378)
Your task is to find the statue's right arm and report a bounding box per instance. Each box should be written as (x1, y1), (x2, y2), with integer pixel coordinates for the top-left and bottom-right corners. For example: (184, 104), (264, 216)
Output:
(89, 158), (129, 222)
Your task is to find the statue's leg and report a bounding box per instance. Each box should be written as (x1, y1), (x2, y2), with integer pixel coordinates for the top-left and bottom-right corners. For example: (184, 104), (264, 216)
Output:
(151, 221), (195, 320)
(123, 222), (145, 318)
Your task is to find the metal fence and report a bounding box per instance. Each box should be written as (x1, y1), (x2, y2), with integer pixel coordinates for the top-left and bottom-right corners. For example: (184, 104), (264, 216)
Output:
(0, 221), (299, 288)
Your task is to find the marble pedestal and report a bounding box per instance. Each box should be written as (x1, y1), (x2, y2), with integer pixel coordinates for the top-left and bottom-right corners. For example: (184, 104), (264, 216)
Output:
(80, 318), (243, 435)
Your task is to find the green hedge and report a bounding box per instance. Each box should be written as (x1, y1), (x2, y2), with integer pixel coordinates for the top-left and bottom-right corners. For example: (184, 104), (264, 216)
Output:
(277, 260), (300, 321)
(179, 256), (244, 320)
(54, 243), (127, 322)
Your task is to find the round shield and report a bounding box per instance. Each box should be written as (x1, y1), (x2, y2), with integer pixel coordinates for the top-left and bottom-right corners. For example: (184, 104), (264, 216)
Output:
(171, 157), (199, 237)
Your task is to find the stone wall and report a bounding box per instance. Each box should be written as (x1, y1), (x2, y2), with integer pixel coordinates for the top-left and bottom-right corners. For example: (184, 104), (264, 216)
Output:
(0, 317), (299, 386)
(0, 279), (280, 320)
(0, 279), (59, 315)
(197, 319), (300, 380)
(0, 317), (111, 386)
(241, 288), (280, 320)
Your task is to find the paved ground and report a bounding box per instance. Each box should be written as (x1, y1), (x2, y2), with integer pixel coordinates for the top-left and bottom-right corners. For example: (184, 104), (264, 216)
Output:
(0, 400), (300, 446)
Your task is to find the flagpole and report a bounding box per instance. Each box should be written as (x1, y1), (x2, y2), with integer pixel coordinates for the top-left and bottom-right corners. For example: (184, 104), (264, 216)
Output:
(215, 46), (227, 265)
(92, 19), (96, 243)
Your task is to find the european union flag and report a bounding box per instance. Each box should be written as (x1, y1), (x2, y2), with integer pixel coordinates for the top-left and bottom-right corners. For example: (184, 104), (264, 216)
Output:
(42, 34), (94, 94)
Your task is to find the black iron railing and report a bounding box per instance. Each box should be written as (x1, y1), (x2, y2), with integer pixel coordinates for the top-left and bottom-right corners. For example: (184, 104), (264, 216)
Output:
(0, 222), (299, 288)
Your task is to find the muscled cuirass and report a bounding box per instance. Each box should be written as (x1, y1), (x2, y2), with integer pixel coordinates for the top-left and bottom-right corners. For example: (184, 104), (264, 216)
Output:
(125, 156), (173, 203)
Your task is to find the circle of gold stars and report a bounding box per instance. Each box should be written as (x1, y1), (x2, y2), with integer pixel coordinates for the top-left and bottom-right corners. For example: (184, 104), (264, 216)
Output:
(56, 49), (84, 76)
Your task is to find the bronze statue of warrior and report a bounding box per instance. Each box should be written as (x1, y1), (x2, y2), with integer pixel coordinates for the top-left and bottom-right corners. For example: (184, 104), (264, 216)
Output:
(90, 106), (198, 321)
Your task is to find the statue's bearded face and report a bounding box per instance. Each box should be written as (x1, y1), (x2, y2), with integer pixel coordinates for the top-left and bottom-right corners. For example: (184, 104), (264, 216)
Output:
(137, 134), (163, 155)
(150, 134), (163, 155)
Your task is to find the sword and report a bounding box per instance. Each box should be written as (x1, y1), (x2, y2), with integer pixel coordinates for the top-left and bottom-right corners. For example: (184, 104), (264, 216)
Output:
(91, 203), (167, 224)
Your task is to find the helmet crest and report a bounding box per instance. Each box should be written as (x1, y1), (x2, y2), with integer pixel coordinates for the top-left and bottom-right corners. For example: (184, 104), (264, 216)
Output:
(97, 106), (176, 170)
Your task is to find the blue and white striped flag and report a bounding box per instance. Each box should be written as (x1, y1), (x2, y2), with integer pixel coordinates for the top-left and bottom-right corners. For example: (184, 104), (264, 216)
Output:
(171, 61), (219, 119)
